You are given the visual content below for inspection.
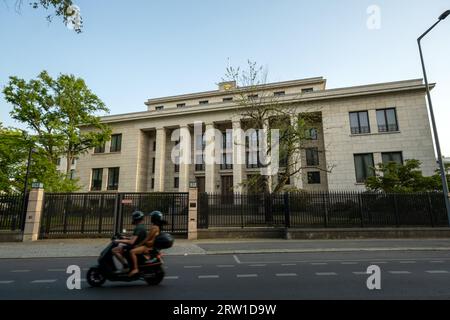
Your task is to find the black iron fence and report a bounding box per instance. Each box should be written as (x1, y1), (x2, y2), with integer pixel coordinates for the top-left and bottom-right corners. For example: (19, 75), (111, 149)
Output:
(198, 191), (449, 229)
(0, 194), (27, 231)
(39, 192), (188, 239)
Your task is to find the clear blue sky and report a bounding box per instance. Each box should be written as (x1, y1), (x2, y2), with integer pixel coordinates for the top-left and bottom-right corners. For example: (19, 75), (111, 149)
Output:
(1, 0), (449, 155)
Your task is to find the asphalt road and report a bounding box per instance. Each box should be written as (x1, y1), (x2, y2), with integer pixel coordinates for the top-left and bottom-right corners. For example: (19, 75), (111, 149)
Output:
(1, 251), (450, 300)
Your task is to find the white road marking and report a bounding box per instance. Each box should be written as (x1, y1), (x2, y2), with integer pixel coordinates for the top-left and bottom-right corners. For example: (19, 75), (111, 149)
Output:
(31, 279), (57, 283)
(388, 271), (411, 274)
(198, 275), (219, 279)
(217, 265), (235, 268)
(353, 272), (367, 275)
(341, 262), (358, 265)
(276, 273), (298, 277)
(233, 255), (241, 264)
(316, 272), (337, 276)
(165, 276), (179, 280)
(237, 274), (258, 278)
(0, 281), (14, 284)
(249, 264), (266, 267)
(184, 266), (202, 269)
(425, 270), (449, 274)
(281, 264), (297, 266)
(11, 270), (31, 273)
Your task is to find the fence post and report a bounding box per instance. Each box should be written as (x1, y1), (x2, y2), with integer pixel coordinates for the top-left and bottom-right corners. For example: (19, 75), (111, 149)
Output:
(393, 194), (400, 227)
(188, 184), (198, 240)
(284, 193), (291, 228)
(323, 192), (329, 228)
(427, 193), (435, 227)
(113, 193), (122, 234)
(22, 185), (45, 242)
(358, 192), (364, 228)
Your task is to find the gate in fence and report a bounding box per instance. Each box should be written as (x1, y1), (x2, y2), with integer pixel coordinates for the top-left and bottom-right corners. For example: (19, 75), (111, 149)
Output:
(0, 194), (27, 231)
(39, 192), (188, 239)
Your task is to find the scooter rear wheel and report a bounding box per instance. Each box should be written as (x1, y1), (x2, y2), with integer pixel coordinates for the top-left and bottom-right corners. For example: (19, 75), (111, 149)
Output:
(86, 267), (106, 287)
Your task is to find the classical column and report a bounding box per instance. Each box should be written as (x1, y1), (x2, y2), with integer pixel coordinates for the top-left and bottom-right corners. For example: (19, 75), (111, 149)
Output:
(204, 123), (217, 193)
(261, 122), (273, 193)
(232, 120), (245, 193)
(154, 127), (166, 192)
(178, 125), (191, 192)
(291, 116), (303, 189)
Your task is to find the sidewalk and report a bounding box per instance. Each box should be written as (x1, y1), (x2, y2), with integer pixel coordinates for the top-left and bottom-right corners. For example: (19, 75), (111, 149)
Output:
(1, 238), (450, 259)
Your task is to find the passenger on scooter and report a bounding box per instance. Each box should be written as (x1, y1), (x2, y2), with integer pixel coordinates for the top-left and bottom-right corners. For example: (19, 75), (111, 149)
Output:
(128, 211), (165, 277)
(112, 211), (148, 273)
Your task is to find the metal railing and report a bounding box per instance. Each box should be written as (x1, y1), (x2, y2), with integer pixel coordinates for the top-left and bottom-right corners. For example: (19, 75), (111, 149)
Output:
(198, 191), (448, 229)
(0, 194), (26, 231)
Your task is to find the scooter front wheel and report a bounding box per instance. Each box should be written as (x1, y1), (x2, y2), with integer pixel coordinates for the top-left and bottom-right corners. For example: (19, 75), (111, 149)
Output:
(86, 267), (106, 287)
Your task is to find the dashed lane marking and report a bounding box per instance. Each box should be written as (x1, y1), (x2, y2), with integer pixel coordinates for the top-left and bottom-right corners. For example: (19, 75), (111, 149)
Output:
(31, 279), (57, 284)
(237, 274), (258, 278)
(425, 270), (449, 274)
(198, 275), (219, 279)
(0, 281), (14, 284)
(276, 273), (298, 277)
(165, 276), (179, 280)
(316, 272), (337, 276)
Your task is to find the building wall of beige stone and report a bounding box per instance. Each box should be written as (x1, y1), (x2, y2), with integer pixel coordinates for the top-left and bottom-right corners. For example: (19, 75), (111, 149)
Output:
(76, 78), (437, 193)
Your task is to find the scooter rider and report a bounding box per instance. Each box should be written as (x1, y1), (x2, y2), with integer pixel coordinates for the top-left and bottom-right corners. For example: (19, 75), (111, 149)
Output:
(128, 211), (164, 277)
(112, 211), (148, 273)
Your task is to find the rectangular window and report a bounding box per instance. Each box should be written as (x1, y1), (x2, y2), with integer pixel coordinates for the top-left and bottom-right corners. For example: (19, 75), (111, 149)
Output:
(69, 169), (75, 180)
(377, 108), (399, 132)
(307, 172), (321, 184)
(199, 100), (209, 105)
(94, 143), (105, 154)
(382, 152), (403, 165)
(91, 168), (103, 191)
(195, 133), (205, 171)
(152, 141), (156, 151)
(177, 103), (186, 108)
(155, 106), (164, 111)
(174, 177), (179, 188)
(306, 148), (320, 166)
(151, 178), (154, 189)
(246, 130), (261, 168)
(302, 88), (314, 93)
(354, 154), (375, 183)
(174, 164), (179, 173)
(274, 91), (285, 96)
(151, 157), (155, 174)
(349, 111), (370, 134)
(221, 131), (233, 170)
(223, 97), (233, 102)
(110, 134), (122, 152)
(107, 167), (120, 191)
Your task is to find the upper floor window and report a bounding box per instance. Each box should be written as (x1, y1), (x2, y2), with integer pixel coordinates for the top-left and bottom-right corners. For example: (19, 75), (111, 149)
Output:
(174, 177), (179, 189)
(248, 94), (258, 100)
(246, 130), (262, 169)
(382, 152), (403, 165)
(94, 143), (105, 154)
(377, 108), (398, 132)
(307, 171), (321, 184)
(274, 91), (285, 97)
(354, 153), (374, 183)
(223, 97), (233, 102)
(110, 134), (122, 152)
(349, 111), (370, 134)
(91, 168), (103, 191)
(155, 106), (164, 111)
(71, 157), (77, 165)
(107, 167), (120, 191)
(69, 169), (76, 180)
(302, 88), (314, 93)
(152, 141), (156, 151)
(199, 100), (209, 105)
(306, 148), (320, 166)
(195, 133), (205, 171)
(177, 103), (186, 108)
(151, 157), (156, 174)
(221, 131), (233, 170)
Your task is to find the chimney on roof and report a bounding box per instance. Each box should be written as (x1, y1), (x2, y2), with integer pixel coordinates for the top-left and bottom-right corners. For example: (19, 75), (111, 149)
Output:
(218, 81), (237, 91)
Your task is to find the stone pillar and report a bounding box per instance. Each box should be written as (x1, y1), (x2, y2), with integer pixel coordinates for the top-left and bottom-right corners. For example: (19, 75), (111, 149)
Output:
(232, 119), (245, 193)
(204, 123), (217, 193)
(188, 185), (198, 240)
(154, 127), (166, 192)
(291, 116), (304, 189)
(178, 125), (191, 192)
(22, 187), (45, 242)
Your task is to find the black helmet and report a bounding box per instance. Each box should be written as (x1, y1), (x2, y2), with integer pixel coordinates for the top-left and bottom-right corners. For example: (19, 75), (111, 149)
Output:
(150, 211), (164, 226)
(131, 211), (145, 223)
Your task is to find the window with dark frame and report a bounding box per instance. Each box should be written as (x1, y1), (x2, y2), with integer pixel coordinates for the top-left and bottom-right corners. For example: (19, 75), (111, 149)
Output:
(174, 177), (179, 188)
(246, 130), (261, 168)
(199, 100), (209, 105)
(306, 148), (320, 166)
(354, 153), (375, 183)
(70, 169), (76, 180)
(221, 131), (233, 170)
(110, 134), (122, 152)
(382, 152), (403, 165)
(177, 103), (186, 108)
(274, 91), (285, 97)
(91, 168), (103, 191)
(377, 108), (399, 132)
(195, 133), (205, 171)
(307, 172), (321, 184)
(223, 97), (233, 102)
(151, 157), (155, 174)
(107, 167), (120, 190)
(155, 106), (164, 111)
(94, 143), (105, 154)
(302, 88), (314, 93)
(151, 178), (154, 189)
(349, 111), (370, 134)
(248, 94), (258, 100)
(152, 141), (156, 151)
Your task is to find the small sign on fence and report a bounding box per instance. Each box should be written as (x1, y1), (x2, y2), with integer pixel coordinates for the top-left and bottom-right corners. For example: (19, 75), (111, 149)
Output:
(121, 199), (133, 205)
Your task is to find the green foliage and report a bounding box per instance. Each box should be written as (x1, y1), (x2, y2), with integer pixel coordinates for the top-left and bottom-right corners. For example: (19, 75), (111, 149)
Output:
(2, 71), (110, 193)
(365, 159), (444, 193)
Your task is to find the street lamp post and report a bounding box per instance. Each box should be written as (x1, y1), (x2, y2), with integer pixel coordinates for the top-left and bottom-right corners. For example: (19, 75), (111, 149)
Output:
(417, 10), (450, 225)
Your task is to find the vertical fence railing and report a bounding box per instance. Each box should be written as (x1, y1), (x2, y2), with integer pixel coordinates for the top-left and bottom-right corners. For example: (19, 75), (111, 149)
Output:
(197, 191), (449, 229)
(0, 194), (27, 231)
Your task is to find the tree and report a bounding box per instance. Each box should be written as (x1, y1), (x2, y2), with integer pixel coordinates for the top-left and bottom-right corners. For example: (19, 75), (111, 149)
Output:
(3, 70), (111, 183)
(365, 159), (443, 193)
(11, 0), (82, 32)
(223, 60), (329, 193)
